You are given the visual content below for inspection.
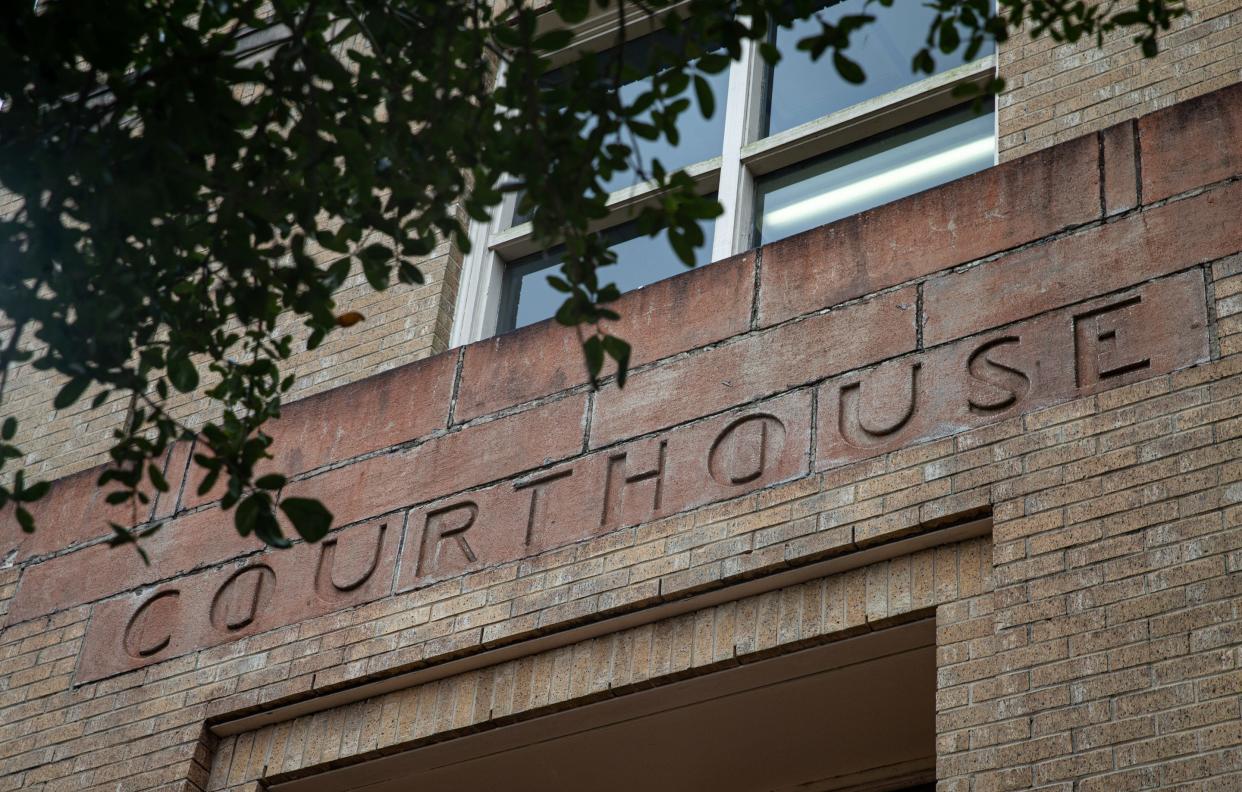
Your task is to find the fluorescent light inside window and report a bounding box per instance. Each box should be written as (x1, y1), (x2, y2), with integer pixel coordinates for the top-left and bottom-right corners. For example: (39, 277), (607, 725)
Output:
(764, 136), (995, 229)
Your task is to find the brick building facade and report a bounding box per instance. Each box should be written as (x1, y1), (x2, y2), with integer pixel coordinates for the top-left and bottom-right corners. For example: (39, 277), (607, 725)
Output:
(2, 4), (1242, 791)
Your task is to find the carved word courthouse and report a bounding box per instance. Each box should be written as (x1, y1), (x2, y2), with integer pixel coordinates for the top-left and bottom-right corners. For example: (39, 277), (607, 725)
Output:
(3, 3), (1242, 791)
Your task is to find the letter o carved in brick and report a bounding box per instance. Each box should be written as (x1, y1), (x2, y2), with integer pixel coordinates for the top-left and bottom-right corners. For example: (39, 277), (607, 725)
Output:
(210, 564), (276, 633)
(123, 589), (180, 659)
(709, 413), (786, 486)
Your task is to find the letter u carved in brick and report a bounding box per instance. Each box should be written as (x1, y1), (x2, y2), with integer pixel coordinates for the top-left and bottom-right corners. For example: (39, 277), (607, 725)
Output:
(210, 565), (275, 632)
(315, 523), (387, 600)
(839, 361), (920, 448)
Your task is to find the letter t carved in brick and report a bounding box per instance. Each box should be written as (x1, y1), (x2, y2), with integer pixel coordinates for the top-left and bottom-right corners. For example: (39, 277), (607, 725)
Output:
(515, 469), (573, 548)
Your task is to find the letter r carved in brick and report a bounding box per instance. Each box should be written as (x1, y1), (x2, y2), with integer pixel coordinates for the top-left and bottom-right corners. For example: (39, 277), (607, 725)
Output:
(1074, 295), (1151, 388)
(418, 502), (479, 578)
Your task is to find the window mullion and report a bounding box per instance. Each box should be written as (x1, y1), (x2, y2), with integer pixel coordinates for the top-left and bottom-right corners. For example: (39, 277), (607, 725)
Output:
(450, 58), (510, 346)
(712, 23), (764, 261)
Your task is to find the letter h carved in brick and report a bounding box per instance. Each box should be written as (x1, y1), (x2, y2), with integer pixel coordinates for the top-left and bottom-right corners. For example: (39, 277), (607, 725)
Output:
(600, 440), (667, 530)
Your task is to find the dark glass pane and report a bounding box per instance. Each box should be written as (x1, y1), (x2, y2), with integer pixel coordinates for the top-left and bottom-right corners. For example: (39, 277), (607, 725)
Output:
(512, 28), (728, 225)
(499, 215), (716, 332)
(757, 101), (994, 244)
(765, 0), (994, 136)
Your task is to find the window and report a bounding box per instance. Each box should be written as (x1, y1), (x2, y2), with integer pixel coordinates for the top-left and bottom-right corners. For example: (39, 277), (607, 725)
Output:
(450, 1), (996, 343)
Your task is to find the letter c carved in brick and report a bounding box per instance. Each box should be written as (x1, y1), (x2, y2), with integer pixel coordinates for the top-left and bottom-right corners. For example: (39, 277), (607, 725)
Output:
(123, 589), (180, 659)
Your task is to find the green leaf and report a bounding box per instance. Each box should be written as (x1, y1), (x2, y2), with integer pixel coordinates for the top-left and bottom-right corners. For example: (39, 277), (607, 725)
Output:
(693, 74), (715, 119)
(696, 52), (730, 73)
(534, 29), (574, 52)
(602, 336), (631, 388)
(168, 352), (199, 393)
(556, 0), (591, 24)
(254, 509), (291, 548)
(833, 51), (865, 84)
(359, 243), (393, 263)
(280, 497), (333, 542)
(53, 377), (90, 410)
(397, 261), (424, 285)
(18, 481), (49, 502)
(583, 335), (604, 384)
(148, 463), (169, 493)
(197, 465), (220, 497)
(938, 18), (961, 54)
(235, 491), (267, 537)
(255, 473), (288, 490)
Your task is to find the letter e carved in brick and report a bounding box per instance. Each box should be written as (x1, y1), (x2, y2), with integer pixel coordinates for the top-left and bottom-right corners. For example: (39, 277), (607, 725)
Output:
(1074, 296), (1151, 389)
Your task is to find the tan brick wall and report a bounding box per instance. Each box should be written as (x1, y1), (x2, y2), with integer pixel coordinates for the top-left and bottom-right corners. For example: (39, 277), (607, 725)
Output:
(998, 0), (1242, 160)
(1, 349), (1240, 790)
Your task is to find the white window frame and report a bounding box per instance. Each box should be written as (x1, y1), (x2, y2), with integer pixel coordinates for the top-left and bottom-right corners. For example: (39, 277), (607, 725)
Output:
(449, 4), (998, 348)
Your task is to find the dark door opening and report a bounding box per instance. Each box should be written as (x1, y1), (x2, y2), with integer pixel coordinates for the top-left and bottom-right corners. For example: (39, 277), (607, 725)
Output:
(279, 619), (936, 792)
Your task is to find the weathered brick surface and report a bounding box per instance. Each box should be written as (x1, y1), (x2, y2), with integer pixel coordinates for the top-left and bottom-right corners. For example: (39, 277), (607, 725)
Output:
(1139, 80), (1242, 202)
(209, 536), (989, 789)
(78, 518), (398, 682)
(456, 250), (756, 421)
(758, 135), (1101, 327)
(281, 392), (589, 528)
(819, 271), (1210, 469)
(923, 178), (1240, 346)
(263, 351), (457, 479)
(3, 70), (1242, 792)
(6, 506), (252, 627)
(396, 390), (812, 593)
(590, 286), (918, 447)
